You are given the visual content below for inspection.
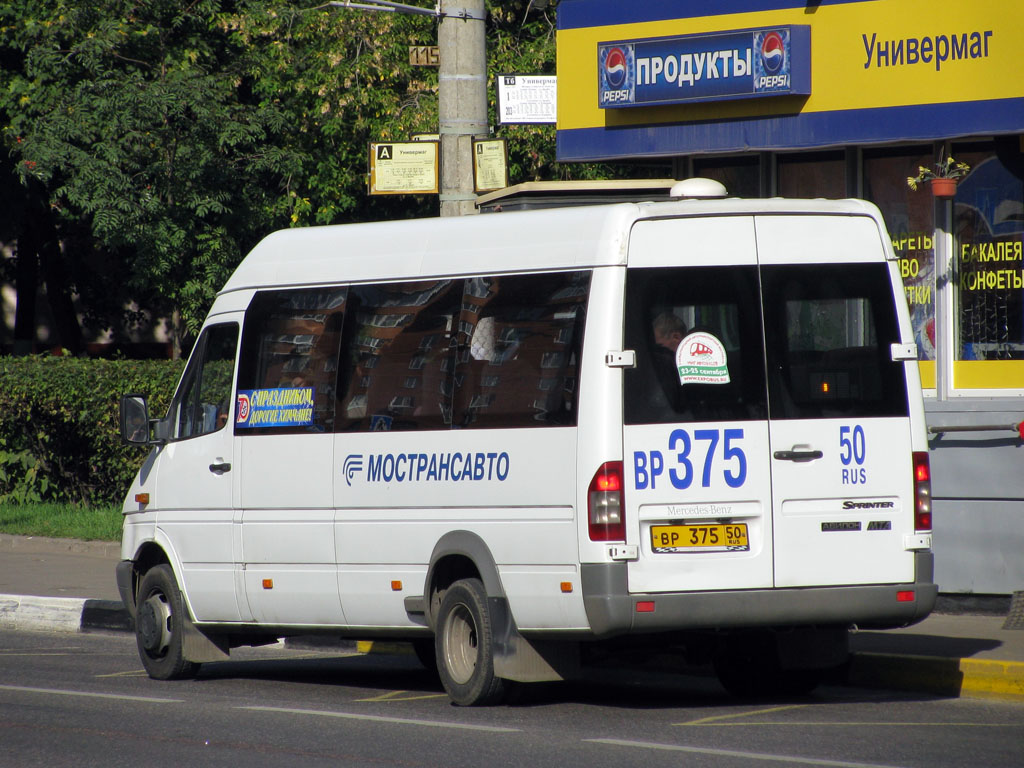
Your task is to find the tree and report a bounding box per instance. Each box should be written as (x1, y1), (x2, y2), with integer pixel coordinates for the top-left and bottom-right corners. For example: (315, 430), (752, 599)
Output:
(4, 0), (303, 354)
(1, 1), (653, 357)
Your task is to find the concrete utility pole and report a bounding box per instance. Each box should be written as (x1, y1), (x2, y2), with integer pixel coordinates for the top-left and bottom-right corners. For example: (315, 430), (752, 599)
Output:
(324, 0), (487, 216)
(438, 0), (487, 217)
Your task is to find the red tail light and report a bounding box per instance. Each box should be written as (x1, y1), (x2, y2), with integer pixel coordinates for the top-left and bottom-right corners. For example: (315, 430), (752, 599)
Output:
(912, 451), (932, 532)
(588, 461), (625, 541)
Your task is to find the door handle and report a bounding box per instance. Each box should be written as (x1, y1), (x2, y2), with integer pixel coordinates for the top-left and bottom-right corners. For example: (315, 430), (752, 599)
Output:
(773, 450), (823, 462)
(209, 462), (232, 474)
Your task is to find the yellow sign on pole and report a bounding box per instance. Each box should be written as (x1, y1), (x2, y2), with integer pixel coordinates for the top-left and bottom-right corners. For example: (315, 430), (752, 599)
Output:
(368, 142), (440, 195)
(472, 139), (509, 193)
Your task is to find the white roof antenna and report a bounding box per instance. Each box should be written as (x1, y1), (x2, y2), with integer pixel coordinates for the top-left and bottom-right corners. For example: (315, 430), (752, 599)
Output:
(669, 178), (729, 199)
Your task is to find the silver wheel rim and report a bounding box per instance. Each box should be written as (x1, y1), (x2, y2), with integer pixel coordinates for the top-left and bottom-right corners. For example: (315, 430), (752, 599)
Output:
(140, 591), (172, 656)
(443, 601), (478, 685)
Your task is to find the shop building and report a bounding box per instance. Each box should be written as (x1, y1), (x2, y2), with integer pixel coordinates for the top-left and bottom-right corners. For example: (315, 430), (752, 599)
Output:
(556, 0), (1024, 597)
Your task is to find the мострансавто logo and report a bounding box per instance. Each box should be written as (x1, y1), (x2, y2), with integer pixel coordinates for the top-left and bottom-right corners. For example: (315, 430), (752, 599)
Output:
(604, 46), (627, 88)
(342, 451), (510, 486)
(760, 30), (785, 74)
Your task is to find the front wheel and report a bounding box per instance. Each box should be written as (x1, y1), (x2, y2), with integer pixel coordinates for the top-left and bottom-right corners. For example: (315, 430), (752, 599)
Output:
(434, 578), (506, 706)
(135, 564), (199, 681)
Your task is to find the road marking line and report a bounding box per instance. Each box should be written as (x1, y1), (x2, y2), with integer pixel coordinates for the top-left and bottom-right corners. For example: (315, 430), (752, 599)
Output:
(0, 684), (182, 704)
(239, 705), (520, 732)
(0, 652), (77, 657)
(675, 721), (1021, 728)
(355, 690), (449, 702)
(585, 738), (905, 768)
(95, 670), (149, 679)
(680, 704), (807, 725)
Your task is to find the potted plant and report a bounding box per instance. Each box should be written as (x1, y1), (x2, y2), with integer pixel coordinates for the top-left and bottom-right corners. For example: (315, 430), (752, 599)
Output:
(907, 156), (970, 198)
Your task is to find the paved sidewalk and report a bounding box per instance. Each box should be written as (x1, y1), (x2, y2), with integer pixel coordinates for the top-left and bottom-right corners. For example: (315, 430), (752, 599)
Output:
(2, 534), (1023, 701)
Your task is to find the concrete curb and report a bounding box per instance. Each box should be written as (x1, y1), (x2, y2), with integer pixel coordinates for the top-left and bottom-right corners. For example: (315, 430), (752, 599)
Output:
(2, 592), (1021, 702)
(847, 651), (1024, 701)
(0, 594), (131, 634)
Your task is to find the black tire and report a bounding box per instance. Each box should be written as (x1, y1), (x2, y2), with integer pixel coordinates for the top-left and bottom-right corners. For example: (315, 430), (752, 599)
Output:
(434, 578), (506, 706)
(713, 637), (821, 699)
(135, 564), (200, 681)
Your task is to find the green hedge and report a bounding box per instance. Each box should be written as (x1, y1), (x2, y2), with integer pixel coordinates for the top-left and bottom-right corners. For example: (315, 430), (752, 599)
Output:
(0, 356), (184, 506)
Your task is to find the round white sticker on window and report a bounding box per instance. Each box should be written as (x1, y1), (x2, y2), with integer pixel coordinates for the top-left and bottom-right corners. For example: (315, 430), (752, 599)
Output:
(675, 332), (730, 385)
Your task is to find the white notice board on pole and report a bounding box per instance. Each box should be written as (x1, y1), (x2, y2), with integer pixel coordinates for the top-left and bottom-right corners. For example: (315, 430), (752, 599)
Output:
(496, 74), (557, 125)
(368, 142), (439, 195)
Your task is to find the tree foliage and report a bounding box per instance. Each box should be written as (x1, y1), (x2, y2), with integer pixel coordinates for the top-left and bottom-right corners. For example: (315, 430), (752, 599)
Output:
(1, 1), (643, 354)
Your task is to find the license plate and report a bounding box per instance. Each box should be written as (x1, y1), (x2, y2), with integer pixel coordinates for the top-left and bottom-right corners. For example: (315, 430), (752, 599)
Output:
(650, 523), (749, 553)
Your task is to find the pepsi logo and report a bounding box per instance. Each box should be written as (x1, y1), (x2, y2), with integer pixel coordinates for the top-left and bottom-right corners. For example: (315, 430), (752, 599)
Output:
(760, 31), (785, 74)
(604, 47), (627, 88)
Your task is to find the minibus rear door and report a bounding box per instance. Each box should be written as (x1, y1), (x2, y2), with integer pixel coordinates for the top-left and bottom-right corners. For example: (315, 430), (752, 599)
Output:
(622, 216), (775, 594)
(756, 215), (917, 588)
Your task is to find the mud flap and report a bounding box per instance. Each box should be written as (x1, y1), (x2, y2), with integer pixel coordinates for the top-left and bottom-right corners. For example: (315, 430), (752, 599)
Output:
(181, 613), (231, 663)
(488, 597), (580, 683)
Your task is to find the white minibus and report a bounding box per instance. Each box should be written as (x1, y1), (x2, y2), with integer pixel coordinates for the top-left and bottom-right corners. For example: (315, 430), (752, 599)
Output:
(118, 181), (935, 705)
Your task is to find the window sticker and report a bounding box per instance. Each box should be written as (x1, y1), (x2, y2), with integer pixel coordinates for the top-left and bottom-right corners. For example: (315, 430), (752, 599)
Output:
(236, 387), (315, 428)
(676, 332), (731, 385)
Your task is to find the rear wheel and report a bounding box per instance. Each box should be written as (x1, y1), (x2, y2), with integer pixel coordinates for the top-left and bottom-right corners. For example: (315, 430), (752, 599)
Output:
(435, 578), (506, 706)
(135, 564), (199, 680)
(713, 635), (821, 698)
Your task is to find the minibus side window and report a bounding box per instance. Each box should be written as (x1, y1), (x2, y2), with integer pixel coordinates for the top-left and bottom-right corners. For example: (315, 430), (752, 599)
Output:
(624, 266), (767, 425)
(453, 271), (590, 429)
(235, 288), (347, 434)
(169, 323), (239, 440)
(337, 280), (460, 432)
(761, 263), (909, 419)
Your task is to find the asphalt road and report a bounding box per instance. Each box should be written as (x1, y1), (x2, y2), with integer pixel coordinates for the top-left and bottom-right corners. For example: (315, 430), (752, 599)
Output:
(2, 629), (1023, 768)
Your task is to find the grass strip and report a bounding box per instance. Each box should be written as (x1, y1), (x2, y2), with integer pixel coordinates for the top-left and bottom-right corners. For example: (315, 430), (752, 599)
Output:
(0, 503), (122, 542)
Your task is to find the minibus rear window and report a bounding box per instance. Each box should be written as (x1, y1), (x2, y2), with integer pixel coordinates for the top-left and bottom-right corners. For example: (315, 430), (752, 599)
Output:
(624, 266), (768, 425)
(761, 262), (909, 419)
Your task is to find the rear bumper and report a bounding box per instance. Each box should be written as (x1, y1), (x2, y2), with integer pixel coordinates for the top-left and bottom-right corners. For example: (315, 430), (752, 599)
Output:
(581, 552), (937, 638)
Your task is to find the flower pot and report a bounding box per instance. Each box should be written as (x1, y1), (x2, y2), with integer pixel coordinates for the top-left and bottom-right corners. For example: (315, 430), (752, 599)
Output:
(930, 177), (957, 198)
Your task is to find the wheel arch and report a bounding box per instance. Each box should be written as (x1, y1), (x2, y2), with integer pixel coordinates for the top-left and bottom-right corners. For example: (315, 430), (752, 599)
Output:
(125, 541), (173, 612)
(423, 530), (504, 629)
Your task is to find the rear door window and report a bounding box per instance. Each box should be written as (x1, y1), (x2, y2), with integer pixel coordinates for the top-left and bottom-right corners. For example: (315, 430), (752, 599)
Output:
(760, 262), (909, 419)
(624, 265), (767, 425)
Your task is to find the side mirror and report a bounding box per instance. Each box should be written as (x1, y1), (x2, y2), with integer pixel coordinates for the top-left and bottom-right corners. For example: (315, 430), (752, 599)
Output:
(120, 394), (152, 445)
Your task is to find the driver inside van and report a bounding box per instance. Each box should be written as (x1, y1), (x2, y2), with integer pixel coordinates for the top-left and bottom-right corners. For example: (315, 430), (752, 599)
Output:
(653, 311), (687, 353)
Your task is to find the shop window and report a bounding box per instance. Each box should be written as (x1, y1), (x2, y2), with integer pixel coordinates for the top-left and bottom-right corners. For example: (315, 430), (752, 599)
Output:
(693, 156), (760, 198)
(454, 272), (590, 428)
(338, 281), (460, 431)
(863, 146), (937, 387)
(777, 151), (846, 199)
(951, 139), (1024, 390)
(236, 289), (347, 434)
